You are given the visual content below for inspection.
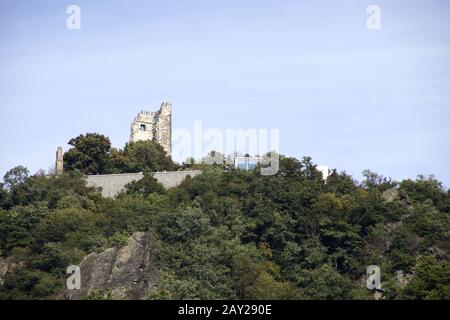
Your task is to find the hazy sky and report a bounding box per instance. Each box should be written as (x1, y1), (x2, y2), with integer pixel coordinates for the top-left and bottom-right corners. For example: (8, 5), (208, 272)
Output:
(1, 0), (449, 186)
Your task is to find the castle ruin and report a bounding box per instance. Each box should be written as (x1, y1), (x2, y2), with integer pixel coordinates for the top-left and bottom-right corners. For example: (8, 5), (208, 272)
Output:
(130, 102), (172, 156)
(54, 102), (201, 197)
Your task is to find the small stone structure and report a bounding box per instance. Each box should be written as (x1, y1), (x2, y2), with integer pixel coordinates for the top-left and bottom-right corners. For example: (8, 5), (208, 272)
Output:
(55, 147), (64, 175)
(86, 170), (201, 198)
(130, 102), (172, 156)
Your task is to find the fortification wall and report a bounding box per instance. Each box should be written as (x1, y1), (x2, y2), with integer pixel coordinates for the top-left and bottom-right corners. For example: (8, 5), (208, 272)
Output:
(152, 171), (201, 189)
(86, 170), (201, 198)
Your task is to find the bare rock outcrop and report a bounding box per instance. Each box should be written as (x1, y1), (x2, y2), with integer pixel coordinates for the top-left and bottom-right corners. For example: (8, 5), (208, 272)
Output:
(382, 188), (399, 203)
(61, 232), (158, 300)
(0, 257), (22, 286)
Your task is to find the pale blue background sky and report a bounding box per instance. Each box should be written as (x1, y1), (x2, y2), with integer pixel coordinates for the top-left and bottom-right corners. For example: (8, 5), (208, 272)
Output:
(0, 0), (449, 185)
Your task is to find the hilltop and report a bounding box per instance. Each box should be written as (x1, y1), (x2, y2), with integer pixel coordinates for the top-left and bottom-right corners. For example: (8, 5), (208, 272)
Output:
(0, 133), (449, 300)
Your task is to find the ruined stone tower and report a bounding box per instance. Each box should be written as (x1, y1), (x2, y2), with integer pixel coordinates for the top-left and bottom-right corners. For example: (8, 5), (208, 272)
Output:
(55, 147), (64, 175)
(130, 102), (172, 156)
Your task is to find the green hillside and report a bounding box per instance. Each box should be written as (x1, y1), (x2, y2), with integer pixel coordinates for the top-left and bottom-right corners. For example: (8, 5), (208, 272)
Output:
(0, 134), (449, 300)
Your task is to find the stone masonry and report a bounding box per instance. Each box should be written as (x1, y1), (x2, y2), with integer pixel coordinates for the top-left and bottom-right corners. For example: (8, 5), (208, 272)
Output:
(86, 170), (202, 198)
(55, 147), (64, 176)
(130, 102), (172, 156)
(55, 101), (198, 197)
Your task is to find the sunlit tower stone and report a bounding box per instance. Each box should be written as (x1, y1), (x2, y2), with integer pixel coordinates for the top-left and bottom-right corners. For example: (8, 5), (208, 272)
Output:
(130, 102), (172, 156)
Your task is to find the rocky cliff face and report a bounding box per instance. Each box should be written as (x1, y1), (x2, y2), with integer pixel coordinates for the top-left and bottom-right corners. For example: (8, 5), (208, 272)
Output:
(61, 232), (158, 300)
(0, 257), (22, 286)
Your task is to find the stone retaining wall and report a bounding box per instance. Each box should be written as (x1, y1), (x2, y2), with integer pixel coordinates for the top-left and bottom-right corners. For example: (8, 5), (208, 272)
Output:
(86, 170), (201, 198)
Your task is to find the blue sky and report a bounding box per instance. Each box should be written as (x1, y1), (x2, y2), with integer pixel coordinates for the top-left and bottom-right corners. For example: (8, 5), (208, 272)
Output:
(0, 0), (449, 186)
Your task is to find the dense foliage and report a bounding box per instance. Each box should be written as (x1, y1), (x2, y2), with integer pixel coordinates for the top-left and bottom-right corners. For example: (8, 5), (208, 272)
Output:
(0, 134), (449, 300)
(64, 133), (177, 174)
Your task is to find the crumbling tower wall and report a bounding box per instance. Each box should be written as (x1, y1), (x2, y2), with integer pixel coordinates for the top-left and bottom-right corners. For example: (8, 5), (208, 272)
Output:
(130, 102), (172, 156)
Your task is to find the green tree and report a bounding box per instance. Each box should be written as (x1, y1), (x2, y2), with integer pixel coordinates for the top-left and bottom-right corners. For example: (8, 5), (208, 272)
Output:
(401, 255), (450, 300)
(3, 166), (29, 190)
(326, 170), (358, 195)
(124, 173), (165, 197)
(0, 269), (60, 299)
(64, 133), (112, 175)
(0, 183), (6, 209)
(400, 175), (448, 211)
(361, 169), (397, 191)
(110, 148), (131, 173)
(295, 265), (355, 299)
(123, 140), (177, 173)
(0, 204), (48, 253)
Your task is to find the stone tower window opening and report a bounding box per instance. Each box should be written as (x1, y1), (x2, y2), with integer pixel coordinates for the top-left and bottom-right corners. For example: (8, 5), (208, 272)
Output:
(130, 101), (172, 156)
